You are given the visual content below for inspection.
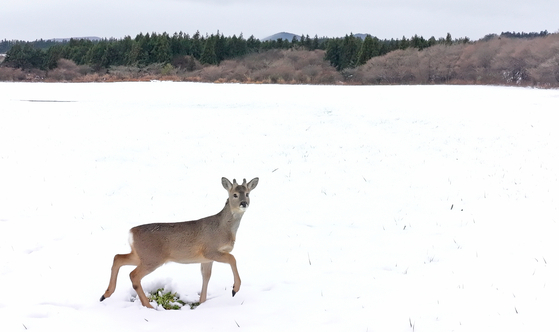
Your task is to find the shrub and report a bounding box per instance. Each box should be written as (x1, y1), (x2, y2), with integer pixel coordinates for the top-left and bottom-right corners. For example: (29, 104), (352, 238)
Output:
(172, 55), (201, 72)
(0, 67), (27, 81)
(199, 65), (225, 82)
(47, 59), (91, 81)
(182, 49), (342, 84)
(108, 66), (141, 80)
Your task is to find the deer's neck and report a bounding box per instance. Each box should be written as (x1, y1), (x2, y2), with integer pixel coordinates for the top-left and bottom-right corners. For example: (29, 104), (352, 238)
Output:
(218, 199), (245, 235)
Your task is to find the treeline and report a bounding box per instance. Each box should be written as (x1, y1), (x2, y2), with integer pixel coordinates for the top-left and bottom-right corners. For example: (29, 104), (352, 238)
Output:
(1, 32), (333, 71)
(500, 30), (549, 39)
(3, 32), (262, 70)
(347, 33), (559, 86)
(480, 30), (550, 41)
(0, 38), (62, 54)
(1, 31), (470, 73)
(1, 30), (558, 87)
(324, 33), (471, 70)
(181, 33), (559, 86)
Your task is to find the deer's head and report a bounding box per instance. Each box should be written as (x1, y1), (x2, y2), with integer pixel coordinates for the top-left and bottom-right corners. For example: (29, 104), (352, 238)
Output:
(222, 177), (259, 213)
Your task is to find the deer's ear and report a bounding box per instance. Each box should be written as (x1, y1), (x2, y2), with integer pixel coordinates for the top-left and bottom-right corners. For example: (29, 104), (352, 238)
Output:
(246, 177), (259, 191)
(222, 177), (233, 191)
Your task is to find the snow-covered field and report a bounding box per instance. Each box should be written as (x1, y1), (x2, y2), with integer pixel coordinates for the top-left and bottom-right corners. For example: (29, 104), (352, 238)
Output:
(1, 82), (558, 331)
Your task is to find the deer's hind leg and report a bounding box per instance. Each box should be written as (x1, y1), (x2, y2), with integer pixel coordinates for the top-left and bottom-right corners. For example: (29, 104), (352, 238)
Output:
(130, 262), (161, 309)
(100, 250), (140, 301)
(200, 262), (213, 303)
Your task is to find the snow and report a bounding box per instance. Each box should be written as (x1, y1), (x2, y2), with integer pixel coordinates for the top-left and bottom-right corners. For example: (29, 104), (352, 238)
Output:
(1, 82), (558, 331)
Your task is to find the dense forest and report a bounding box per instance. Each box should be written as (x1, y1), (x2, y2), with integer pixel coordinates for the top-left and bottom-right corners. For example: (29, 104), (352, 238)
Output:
(1, 30), (557, 86)
(0, 39), (62, 54)
(0, 31), (468, 71)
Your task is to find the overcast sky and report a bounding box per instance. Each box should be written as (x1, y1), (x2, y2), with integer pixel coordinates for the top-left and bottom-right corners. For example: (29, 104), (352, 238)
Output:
(1, 0), (557, 41)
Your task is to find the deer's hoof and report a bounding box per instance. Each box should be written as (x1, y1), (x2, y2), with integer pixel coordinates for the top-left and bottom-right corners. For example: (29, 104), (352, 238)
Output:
(232, 289), (237, 297)
(100, 295), (106, 302)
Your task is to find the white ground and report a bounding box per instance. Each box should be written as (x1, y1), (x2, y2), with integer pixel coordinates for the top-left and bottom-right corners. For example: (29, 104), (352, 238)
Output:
(1, 82), (558, 331)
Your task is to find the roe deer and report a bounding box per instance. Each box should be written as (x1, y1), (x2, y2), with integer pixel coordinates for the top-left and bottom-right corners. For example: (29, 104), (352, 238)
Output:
(100, 177), (259, 308)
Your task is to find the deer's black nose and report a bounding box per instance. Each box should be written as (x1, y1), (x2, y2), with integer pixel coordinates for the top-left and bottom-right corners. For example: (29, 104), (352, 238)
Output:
(240, 201), (248, 208)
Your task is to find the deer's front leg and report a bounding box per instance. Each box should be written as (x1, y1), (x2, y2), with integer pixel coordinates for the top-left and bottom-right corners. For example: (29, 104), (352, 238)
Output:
(204, 252), (241, 297)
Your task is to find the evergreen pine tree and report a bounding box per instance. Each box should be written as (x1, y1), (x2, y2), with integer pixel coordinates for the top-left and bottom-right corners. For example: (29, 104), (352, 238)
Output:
(126, 40), (141, 66)
(85, 41), (108, 70)
(445, 33), (452, 45)
(153, 33), (172, 63)
(45, 44), (63, 69)
(291, 35), (299, 47)
(229, 34), (247, 58)
(325, 38), (343, 70)
(399, 36), (409, 49)
(299, 34), (305, 48)
(340, 33), (360, 69)
(356, 35), (378, 65)
(200, 36), (217, 65)
(428, 36), (437, 47)
(246, 35), (260, 52)
(214, 32), (227, 62)
(191, 31), (203, 59)
(312, 35), (319, 50)
(304, 34), (312, 49)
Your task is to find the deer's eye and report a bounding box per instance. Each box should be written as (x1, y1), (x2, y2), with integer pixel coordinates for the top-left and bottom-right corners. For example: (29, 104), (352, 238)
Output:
(233, 194), (238, 198)
(246, 193), (249, 197)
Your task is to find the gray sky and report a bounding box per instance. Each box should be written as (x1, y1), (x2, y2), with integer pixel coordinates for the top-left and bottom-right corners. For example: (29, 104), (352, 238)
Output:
(1, 0), (557, 41)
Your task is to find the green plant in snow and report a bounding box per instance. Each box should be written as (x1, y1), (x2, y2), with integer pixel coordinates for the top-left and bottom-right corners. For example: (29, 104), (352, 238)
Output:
(147, 288), (200, 310)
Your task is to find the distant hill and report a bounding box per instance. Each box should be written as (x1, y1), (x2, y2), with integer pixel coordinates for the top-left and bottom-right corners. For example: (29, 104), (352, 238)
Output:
(261, 32), (301, 42)
(262, 32), (370, 41)
(51, 36), (102, 42)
